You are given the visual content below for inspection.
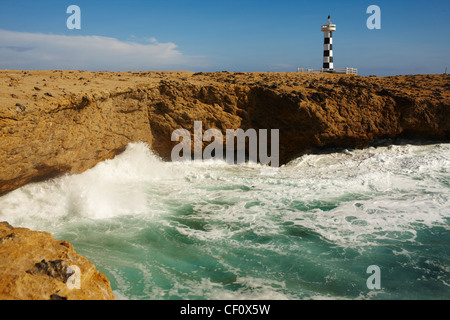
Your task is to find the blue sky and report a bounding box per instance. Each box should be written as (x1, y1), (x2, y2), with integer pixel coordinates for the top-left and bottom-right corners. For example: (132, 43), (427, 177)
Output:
(0, 0), (449, 76)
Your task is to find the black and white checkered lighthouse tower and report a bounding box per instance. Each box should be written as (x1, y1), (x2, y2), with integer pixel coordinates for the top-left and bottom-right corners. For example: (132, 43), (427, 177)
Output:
(321, 15), (336, 72)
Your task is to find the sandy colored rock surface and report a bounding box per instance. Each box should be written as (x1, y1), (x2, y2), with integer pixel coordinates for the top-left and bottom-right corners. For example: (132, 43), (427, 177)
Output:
(0, 221), (115, 300)
(1, 70), (449, 196)
(0, 70), (449, 300)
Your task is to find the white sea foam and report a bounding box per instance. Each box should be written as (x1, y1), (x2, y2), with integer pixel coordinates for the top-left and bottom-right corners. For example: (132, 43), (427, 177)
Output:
(0, 142), (449, 247)
(1, 142), (449, 299)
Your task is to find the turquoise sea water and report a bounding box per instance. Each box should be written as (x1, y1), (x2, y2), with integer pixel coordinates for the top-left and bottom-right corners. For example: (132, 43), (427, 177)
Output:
(0, 142), (449, 300)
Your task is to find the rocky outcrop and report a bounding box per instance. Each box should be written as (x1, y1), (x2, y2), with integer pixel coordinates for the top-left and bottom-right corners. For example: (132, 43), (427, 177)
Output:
(0, 70), (448, 299)
(0, 71), (449, 196)
(0, 222), (115, 300)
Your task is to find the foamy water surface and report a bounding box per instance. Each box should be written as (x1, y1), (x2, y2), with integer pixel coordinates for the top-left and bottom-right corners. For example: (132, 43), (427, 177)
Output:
(1, 142), (449, 299)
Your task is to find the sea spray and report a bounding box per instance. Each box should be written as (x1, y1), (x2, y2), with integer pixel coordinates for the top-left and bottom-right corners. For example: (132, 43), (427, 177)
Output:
(0, 142), (449, 299)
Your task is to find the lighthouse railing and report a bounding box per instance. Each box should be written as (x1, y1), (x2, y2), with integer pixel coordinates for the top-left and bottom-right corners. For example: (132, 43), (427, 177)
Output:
(297, 67), (357, 75)
(334, 67), (358, 75)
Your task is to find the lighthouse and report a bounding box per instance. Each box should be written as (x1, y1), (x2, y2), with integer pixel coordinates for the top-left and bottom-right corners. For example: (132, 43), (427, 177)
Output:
(321, 15), (336, 72)
(297, 15), (357, 75)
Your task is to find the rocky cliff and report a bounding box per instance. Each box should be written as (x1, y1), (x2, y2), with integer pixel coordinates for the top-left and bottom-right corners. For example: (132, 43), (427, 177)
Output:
(0, 222), (114, 300)
(0, 70), (449, 300)
(1, 71), (449, 197)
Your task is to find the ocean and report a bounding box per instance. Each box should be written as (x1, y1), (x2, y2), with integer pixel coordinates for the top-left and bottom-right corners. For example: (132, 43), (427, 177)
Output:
(0, 142), (449, 300)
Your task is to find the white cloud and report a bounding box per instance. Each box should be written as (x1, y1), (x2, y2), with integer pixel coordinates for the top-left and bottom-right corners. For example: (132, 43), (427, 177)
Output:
(0, 29), (205, 71)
